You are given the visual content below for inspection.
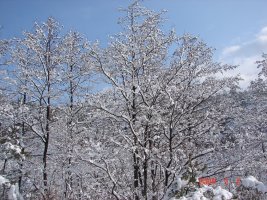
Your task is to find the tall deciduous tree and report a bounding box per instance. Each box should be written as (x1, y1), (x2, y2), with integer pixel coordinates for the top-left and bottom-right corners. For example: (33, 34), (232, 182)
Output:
(239, 53), (267, 181)
(85, 2), (239, 199)
(55, 31), (94, 199)
(10, 18), (96, 199)
(11, 17), (63, 198)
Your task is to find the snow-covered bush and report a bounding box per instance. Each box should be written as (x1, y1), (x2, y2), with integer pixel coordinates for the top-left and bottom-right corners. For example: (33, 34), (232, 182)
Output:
(171, 185), (232, 200)
(165, 176), (232, 200)
(235, 176), (267, 199)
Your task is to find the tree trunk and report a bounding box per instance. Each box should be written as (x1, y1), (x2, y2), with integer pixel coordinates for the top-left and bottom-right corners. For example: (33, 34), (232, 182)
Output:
(43, 29), (52, 194)
(18, 92), (26, 192)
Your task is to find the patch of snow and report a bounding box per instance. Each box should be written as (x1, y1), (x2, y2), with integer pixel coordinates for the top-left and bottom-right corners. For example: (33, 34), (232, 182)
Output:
(241, 176), (267, 193)
(4, 142), (22, 154)
(191, 189), (209, 200)
(8, 183), (24, 200)
(177, 177), (188, 190)
(213, 186), (233, 200)
(176, 185), (232, 200)
(0, 175), (9, 185)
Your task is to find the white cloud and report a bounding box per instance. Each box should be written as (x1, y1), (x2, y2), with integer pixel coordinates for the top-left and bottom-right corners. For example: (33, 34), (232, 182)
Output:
(259, 26), (267, 35)
(257, 26), (267, 42)
(222, 45), (240, 56)
(220, 26), (267, 89)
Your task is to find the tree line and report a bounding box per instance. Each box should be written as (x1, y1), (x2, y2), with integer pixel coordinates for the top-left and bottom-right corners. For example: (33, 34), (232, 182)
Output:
(0, 2), (267, 200)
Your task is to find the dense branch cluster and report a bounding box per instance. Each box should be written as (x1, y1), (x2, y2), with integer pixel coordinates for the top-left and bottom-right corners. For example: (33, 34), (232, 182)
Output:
(0, 2), (266, 200)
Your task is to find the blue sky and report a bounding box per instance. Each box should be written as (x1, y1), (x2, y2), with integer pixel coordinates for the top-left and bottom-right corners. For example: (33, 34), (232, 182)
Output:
(1, 0), (267, 87)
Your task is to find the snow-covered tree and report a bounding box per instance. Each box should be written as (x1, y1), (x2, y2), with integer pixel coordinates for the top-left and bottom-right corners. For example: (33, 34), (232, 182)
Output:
(236, 53), (267, 181)
(9, 17), (97, 199)
(53, 31), (94, 199)
(85, 2), (239, 199)
(10, 17), (64, 198)
(4, 1), (267, 199)
(0, 38), (8, 65)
